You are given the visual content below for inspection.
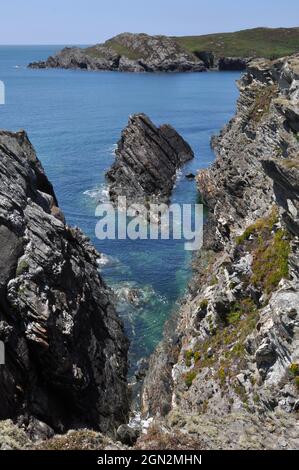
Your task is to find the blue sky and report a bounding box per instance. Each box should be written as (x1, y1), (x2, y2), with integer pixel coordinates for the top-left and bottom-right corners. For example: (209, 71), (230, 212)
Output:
(1, 0), (299, 44)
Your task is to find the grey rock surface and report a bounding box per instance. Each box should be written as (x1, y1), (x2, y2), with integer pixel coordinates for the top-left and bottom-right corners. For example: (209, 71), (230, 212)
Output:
(106, 113), (194, 205)
(218, 57), (249, 71)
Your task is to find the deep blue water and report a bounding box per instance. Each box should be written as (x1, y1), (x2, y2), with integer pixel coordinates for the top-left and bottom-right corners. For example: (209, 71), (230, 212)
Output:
(0, 46), (240, 370)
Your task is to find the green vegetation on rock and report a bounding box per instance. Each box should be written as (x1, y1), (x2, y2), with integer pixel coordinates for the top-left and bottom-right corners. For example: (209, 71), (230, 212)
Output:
(236, 207), (279, 245)
(105, 40), (142, 60)
(236, 208), (291, 294)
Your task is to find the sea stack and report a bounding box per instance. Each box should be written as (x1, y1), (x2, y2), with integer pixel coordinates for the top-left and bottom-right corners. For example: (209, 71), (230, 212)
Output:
(106, 113), (194, 205)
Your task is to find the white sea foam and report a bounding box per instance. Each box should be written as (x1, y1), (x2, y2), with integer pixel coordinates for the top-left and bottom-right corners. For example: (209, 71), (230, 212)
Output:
(83, 183), (109, 203)
(109, 143), (117, 156)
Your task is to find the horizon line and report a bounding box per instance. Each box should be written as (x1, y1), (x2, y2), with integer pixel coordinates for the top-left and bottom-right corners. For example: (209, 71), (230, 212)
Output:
(0, 25), (299, 47)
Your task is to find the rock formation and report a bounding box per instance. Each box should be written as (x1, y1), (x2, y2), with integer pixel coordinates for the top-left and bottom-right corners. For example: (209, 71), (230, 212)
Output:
(106, 113), (194, 205)
(141, 55), (299, 449)
(28, 33), (206, 73)
(0, 130), (129, 437)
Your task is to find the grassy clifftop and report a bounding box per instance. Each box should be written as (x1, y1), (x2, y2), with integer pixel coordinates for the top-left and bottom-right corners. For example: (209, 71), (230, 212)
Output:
(175, 27), (299, 59)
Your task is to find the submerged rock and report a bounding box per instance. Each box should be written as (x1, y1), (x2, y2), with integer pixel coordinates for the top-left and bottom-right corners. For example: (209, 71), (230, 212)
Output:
(0, 130), (129, 434)
(106, 113), (194, 205)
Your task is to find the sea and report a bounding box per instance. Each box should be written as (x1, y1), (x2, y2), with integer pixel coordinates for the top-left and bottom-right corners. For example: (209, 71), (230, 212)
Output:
(0, 45), (240, 372)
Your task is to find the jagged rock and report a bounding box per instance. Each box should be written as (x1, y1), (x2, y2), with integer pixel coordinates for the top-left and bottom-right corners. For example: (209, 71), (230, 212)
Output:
(0, 130), (129, 433)
(106, 113), (194, 205)
(0, 420), (31, 450)
(28, 33), (206, 73)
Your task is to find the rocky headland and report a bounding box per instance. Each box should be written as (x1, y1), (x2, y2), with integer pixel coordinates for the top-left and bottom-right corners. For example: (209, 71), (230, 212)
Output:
(106, 113), (194, 205)
(0, 130), (129, 444)
(140, 54), (299, 449)
(28, 33), (206, 73)
(27, 28), (299, 74)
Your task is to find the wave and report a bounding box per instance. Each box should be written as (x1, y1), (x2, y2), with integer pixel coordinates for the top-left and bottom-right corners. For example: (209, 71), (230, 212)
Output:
(83, 183), (109, 203)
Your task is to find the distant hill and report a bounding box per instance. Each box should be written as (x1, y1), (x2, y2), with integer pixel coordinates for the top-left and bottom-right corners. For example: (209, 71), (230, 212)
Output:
(175, 27), (299, 60)
(28, 27), (299, 73)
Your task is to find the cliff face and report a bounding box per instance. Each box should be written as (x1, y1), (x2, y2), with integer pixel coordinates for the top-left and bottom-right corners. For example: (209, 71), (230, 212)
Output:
(28, 33), (206, 73)
(106, 113), (194, 205)
(0, 130), (129, 437)
(141, 55), (299, 449)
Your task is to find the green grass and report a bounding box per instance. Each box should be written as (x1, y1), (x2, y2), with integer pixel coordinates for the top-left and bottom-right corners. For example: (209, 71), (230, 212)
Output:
(226, 299), (256, 325)
(289, 363), (299, 376)
(175, 27), (299, 59)
(86, 27), (299, 63)
(199, 299), (209, 310)
(84, 46), (105, 59)
(251, 229), (290, 294)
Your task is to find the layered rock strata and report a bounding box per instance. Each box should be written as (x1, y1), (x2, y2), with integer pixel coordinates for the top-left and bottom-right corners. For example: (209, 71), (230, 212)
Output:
(0, 130), (129, 436)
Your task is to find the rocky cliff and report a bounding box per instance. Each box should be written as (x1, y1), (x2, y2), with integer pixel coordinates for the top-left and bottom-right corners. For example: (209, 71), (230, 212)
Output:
(0, 130), (129, 440)
(140, 55), (299, 450)
(28, 28), (299, 74)
(28, 33), (206, 73)
(106, 113), (194, 205)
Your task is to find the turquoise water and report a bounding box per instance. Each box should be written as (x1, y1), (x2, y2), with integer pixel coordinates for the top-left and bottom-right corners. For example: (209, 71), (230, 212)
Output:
(0, 46), (240, 370)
